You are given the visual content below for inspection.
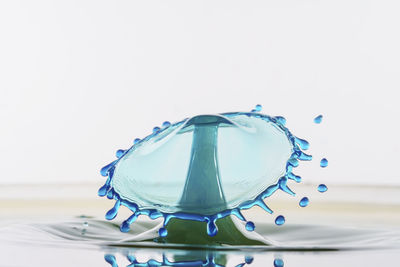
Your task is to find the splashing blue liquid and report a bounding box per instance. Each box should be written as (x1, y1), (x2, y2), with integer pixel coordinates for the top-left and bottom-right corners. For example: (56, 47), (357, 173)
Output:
(275, 215), (285, 226)
(299, 197), (309, 207)
(314, 115), (323, 124)
(320, 158), (328, 168)
(98, 108), (317, 242)
(274, 258), (284, 267)
(318, 184), (328, 193)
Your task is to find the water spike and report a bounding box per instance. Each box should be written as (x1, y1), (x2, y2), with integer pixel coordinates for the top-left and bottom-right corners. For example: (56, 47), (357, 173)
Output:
(104, 255), (118, 267)
(97, 183), (110, 197)
(279, 182), (296, 196)
(100, 161), (116, 177)
(231, 209), (246, 221)
(115, 149), (125, 158)
(295, 137), (310, 150)
(153, 126), (160, 133)
(288, 158), (299, 167)
(106, 189), (114, 199)
(314, 114), (323, 124)
(287, 172), (302, 183)
(105, 199), (121, 220)
(120, 213), (138, 232)
(245, 221), (255, 231)
(255, 104), (262, 112)
(162, 121), (171, 128)
(274, 116), (286, 126)
(133, 138), (141, 144)
(255, 199), (273, 214)
(206, 218), (218, 236)
(298, 151), (312, 161)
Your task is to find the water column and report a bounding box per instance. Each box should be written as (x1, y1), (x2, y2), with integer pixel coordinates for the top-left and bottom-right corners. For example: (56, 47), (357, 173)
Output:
(160, 115), (265, 245)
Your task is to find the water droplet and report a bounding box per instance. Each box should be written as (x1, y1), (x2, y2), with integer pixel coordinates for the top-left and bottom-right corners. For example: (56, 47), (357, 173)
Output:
(245, 256), (254, 264)
(255, 104), (262, 112)
(162, 121), (171, 127)
(115, 149), (125, 158)
(318, 184), (328, 193)
(314, 115), (323, 124)
(274, 258), (284, 267)
(275, 215), (285, 226)
(153, 127), (160, 133)
(320, 158), (328, 168)
(83, 222), (89, 227)
(299, 197), (309, 207)
(158, 227), (168, 237)
(133, 138), (141, 145)
(245, 221), (255, 231)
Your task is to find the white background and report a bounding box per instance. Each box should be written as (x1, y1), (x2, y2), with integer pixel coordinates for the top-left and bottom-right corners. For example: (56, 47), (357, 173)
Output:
(0, 0), (399, 185)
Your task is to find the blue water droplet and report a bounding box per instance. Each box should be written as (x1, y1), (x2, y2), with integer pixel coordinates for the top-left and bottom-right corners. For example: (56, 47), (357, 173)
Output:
(320, 158), (328, 168)
(274, 258), (284, 267)
(133, 138), (141, 145)
(153, 127), (160, 133)
(162, 121), (171, 128)
(255, 104), (262, 112)
(158, 227), (168, 237)
(245, 221), (255, 231)
(245, 256), (254, 264)
(314, 115), (323, 124)
(275, 215), (285, 226)
(318, 184), (328, 193)
(299, 197), (309, 207)
(115, 149), (125, 158)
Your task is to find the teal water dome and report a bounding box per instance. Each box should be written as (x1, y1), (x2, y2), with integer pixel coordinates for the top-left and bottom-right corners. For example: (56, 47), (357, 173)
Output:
(98, 107), (312, 246)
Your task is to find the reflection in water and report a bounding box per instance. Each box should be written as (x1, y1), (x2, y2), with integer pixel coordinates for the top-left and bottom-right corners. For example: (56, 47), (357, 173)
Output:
(104, 250), (283, 267)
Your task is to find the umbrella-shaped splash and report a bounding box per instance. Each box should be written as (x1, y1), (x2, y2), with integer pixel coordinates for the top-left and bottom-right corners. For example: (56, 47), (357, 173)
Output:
(98, 106), (313, 245)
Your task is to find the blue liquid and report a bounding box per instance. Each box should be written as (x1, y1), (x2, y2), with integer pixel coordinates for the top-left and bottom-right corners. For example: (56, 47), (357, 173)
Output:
(320, 158), (328, 168)
(98, 110), (316, 239)
(318, 184), (328, 193)
(245, 221), (255, 231)
(274, 258), (284, 267)
(299, 197), (309, 207)
(314, 114), (323, 124)
(275, 215), (285, 226)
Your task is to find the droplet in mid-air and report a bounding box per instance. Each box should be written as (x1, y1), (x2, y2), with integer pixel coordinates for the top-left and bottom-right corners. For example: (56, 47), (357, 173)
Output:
(274, 258), (284, 267)
(318, 184), (328, 193)
(320, 158), (328, 168)
(299, 197), (309, 207)
(245, 221), (255, 231)
(275, 215), (285, 226)
(314, 114), (323, 124)
(158, 228), (168, 237)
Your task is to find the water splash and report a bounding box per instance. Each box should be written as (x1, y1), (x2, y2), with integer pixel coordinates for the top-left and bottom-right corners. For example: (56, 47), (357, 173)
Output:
(98, 106), (323, 243)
